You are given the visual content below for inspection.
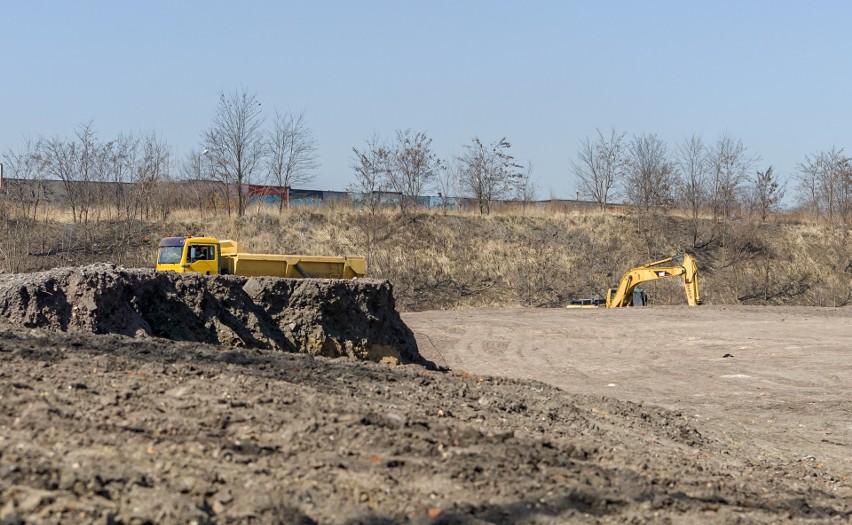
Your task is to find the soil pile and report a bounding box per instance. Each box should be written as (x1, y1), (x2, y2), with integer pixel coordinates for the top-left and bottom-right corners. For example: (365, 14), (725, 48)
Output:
(0, 323), (847, 524)
(0, 264), (423, 365)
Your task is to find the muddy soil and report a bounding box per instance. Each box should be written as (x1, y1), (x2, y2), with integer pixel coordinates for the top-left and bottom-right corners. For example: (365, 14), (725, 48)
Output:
(0, 267), (848, 523)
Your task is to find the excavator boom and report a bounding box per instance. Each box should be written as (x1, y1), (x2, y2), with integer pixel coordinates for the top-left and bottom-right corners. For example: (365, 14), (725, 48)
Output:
(605, 253), (700, 308)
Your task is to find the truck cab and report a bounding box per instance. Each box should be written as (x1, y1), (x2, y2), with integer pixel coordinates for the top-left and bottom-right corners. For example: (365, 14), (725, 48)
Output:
(157, 236), (222, 275)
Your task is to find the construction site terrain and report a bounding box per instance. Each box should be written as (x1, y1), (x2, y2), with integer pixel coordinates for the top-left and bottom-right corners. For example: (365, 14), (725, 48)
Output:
(0, 265), (848, 524)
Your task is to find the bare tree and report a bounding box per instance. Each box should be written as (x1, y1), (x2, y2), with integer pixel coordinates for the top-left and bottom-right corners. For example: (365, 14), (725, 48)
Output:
(348, 134), (395, 267)
(571, 128), (627, 210)
(674, 134), (710, 247)
(435, 160), (461, 214)
(349, 133), (392, 214)
(106, 132), (140, 220)
(706, 133), (757, 221)
(135, 133), (172, 221)
(795, 152), (823, 218)
(203, 89), (265, 217)
(514, 161), (539, 214)
(796, 147), (851, 227)
(387, 129), (442, 212)
(841, 164), (852, 228)
(89, 136), (116, 224)
(624, 133), (674, 216)
(2, 138), (49, 221)
(179, 148), (223, 217)
(75, 123), (101, 226)
(41, 122), (100, 224)
(794, 148), (851, 307)
(40, 136), (75, 219)
(457, 137), (522, 215)
(266, 111), (319, 212)
(749, 166), (785, 223)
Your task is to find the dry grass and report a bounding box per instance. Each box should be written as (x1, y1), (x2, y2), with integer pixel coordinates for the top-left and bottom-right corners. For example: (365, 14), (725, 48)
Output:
(1, 204), (848, 311)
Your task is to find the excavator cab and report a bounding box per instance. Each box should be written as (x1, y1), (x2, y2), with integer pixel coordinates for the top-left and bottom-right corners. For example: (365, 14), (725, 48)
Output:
(628, 288), (647, 306)
(606, 287), (647, 307)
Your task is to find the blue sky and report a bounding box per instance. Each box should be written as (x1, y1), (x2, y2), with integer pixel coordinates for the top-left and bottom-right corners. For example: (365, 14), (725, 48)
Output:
(2, 1), (851, 198)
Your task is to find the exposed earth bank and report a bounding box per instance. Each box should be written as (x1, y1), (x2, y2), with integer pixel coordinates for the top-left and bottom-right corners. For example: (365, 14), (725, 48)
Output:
(0, 267), (848, 524)
(0, 264), (422, 366)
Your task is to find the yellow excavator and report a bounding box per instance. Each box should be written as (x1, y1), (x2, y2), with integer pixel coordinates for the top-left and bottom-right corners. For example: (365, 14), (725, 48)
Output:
(569, 253), (701, 308)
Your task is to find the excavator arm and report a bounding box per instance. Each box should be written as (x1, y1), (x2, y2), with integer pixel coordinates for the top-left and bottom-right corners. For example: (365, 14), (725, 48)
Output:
(605, 253), (700, 308)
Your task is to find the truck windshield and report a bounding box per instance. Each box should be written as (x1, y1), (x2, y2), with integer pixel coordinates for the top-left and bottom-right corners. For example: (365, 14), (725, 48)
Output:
(158, 246), (183, 264)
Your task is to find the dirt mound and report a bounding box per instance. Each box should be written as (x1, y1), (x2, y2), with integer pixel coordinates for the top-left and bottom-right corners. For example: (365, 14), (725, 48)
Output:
(0, 264), (424, 365)
(0, 324), (847, 524)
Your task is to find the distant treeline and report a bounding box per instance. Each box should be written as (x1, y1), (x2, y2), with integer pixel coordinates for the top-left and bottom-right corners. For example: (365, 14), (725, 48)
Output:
(0, 176), (603, 222)
(0, 88), (849, 228)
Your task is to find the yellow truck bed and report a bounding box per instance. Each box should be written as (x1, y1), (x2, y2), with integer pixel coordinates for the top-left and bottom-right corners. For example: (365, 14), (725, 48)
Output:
(218, 239), (366, 279)
(221, 253), (366, 279)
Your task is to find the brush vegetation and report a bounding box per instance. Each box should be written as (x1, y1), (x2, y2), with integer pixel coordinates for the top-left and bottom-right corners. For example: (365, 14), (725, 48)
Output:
(1, 205), (849, 311)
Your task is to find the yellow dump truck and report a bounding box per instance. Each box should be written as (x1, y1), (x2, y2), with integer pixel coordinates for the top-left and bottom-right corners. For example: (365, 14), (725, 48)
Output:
(156, 236), (366, 278)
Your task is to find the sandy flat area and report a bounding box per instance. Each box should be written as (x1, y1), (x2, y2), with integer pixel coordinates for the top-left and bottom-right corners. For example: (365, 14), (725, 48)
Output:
(405, 305), (852, 478)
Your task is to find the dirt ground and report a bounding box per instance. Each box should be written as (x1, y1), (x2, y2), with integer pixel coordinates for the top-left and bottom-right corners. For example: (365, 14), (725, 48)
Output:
(406, 306), (852, 504)
(0, 268), (849, 523)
